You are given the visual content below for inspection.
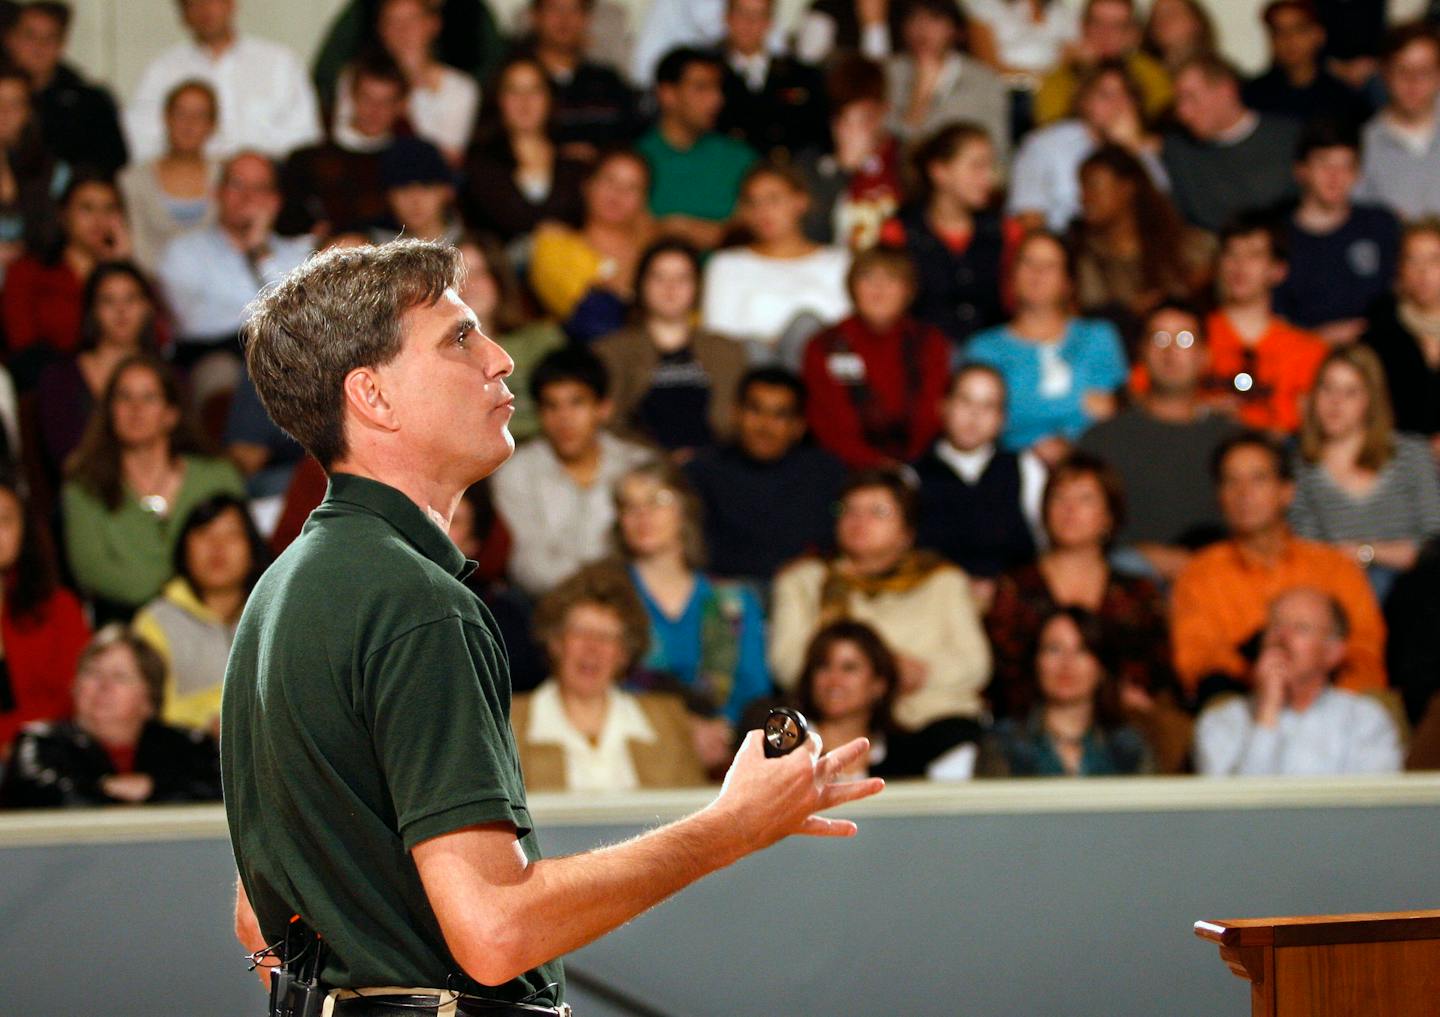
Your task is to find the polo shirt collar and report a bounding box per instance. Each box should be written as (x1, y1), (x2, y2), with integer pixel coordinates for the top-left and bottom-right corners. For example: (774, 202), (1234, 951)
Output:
(324, 473), (473, 579)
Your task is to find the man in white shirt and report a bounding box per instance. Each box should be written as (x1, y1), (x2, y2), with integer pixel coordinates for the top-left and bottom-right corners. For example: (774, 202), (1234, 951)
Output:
(1195, 587), (1403, 776)
(157, 151), (314, 366)
(125, 0), (321, 162)
(492, 346), (653, 599)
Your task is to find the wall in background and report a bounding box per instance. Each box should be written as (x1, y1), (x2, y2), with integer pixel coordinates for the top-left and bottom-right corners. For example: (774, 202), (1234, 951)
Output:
(63, 0), (1430, 107)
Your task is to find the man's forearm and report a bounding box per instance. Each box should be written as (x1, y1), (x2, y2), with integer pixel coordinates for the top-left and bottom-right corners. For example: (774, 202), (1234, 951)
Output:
(420, 803), (748, 985)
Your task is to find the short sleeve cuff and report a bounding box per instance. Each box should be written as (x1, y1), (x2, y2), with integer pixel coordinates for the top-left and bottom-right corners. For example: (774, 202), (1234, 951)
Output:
(402, 796), (531, 851)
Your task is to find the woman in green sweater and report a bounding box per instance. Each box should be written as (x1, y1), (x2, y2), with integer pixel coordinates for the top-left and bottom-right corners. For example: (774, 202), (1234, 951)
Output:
(61, 354), (245, 622)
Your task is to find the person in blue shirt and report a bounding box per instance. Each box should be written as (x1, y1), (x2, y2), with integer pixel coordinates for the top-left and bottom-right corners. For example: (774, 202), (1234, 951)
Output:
(966, 230), (1128, 463)
(611, 459), (770, 772)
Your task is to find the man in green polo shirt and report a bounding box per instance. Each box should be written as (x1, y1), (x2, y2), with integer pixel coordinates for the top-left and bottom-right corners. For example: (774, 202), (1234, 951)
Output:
(636, 46), (756, 251)
(222, 240), (882, 1016)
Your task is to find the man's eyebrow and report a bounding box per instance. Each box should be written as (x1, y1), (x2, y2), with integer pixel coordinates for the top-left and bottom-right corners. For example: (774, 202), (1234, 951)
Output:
(440, 314), (479, 344)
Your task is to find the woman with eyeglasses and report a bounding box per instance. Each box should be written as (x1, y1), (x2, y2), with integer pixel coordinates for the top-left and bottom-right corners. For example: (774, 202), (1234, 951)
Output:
(978, 606), (1153, 777)
(0, 624), (222, 808)
(509, 563), (708, 792)
(770, 467), (991, 732)
(60, 355), (245, 622)
(1291, 345), (1440, 603)
(611, 460), (770, 772)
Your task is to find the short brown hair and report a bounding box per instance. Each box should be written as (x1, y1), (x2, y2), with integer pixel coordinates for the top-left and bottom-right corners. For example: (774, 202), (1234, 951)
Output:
(1380, 21), (1440, 66)
(796, 619), (899, 734)
(846, 246), (917, 302)
(79, 624), (168, 715)
(534, 562), (651, 671)
(1174, 50), (1242, 88)
(840, 467), (919, 532)
(243, 239), (464, 469)
(1041, 451), (1127, 544)
(613, 460), (708, 569)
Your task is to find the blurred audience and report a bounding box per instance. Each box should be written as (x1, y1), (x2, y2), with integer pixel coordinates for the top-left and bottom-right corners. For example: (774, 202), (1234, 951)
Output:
(1163, 53), (1301, 233)
(1171, 432), (1386, 705)
(684, 367), (846, 585)
(802, 245), (948, 468)
(373, 137), (462, 244)
(1291, 345), (1440, 603)
(132, 493), (266, 734)
(530, 148), (651, 342)
(770, 468), (992, 730)
(595, 238), (745, 455)
(717, 0), (829, 159)
(0, 67), (66, 283)
(1195, 587), (1402, 775)
(1141, 0), (1216, 76)
(978, 606), (1153, 776)
(522, 0), (639, 156)
(0, 474), (89, 758)
(0, 624), (222, 808)
(124, 0), (320, 161)
(1274, 119), (1399, 344)
(60, 355), (245, 621)
(1035, 0), (1172, 127)
(491, 346), (652, 599)
(885, 0), (1008, 164)
(463, 54), (586, 246)
(968, 230), (1127, 462)
(1356, 23), (1440, 222)
(331, 0), (479, 163)
(913, 363), (1041, 603)
(1079, 301), (1235, 582)
(1243, 0), (1370, 129)
(793, 619), (981, 780)
(701, 162), (851, 364)
(794, 0), (906, 66)
(637, 47), (756, 251)
(511, 562), (707, 791)
(1364, 220), (1440, 454)
(612, 461), (769, 768)
(118, 80), (219, 272)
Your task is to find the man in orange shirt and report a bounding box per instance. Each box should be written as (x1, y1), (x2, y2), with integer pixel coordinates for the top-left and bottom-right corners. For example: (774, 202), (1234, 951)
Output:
(1171, 432), (1386, 705)
(1204, 212), (1327, 433)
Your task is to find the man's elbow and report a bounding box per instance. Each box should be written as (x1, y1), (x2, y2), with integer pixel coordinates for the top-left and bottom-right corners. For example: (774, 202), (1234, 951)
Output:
(449, 919), (534, 987)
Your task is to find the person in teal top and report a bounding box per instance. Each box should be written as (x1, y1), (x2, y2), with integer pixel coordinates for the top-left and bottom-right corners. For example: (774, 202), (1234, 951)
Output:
(636, 47), (757, 250)
(609, 460), (772, 771)
(978, 606), (1153, 777)
(61, 354), (245, 620)
(966, 231), (1128, 456)
(225, 239), (881, 1012)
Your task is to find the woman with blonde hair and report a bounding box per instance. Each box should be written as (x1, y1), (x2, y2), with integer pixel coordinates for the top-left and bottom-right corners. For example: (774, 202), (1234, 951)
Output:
(510, 564), (708, 792)
(1292, 344), (1440, 602)
(611, 460), (770, 769)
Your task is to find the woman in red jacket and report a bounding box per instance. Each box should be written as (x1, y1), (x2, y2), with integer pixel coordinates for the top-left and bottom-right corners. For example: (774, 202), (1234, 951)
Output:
(0, 475), (90, 757)
(802, 245), (951, 468)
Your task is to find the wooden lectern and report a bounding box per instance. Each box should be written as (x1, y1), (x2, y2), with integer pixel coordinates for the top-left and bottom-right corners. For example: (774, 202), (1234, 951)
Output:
(1195, 910), (1440, 1016)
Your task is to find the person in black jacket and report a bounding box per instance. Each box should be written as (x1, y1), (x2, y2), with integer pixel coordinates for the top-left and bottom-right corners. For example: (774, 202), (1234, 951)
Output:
(716, 0), (830, 159)
(3, 2), (127, 175)
(0, 625), (221, 809)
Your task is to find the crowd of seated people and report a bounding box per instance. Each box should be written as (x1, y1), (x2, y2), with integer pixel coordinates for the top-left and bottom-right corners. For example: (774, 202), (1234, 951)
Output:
(3, 0), (1440, 807)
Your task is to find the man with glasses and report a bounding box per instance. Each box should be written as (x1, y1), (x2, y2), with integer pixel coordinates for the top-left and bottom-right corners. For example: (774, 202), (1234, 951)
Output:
(157, 151), (313, 369)
(685, 367), (845, 586)
(1079, 301), (1237, 582)
(1357, 22), (1440, 220)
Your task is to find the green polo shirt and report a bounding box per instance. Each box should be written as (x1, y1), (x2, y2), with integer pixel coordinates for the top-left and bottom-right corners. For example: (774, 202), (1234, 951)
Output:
(221, 473), (563, 1004)
(636, 127), (757, 222)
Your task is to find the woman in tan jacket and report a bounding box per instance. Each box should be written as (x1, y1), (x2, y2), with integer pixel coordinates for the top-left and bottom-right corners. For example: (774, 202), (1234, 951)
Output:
(511, 563), (708, 792)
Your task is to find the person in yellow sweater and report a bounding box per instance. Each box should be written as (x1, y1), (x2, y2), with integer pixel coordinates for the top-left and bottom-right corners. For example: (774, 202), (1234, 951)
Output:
(133, 493), (269, 733)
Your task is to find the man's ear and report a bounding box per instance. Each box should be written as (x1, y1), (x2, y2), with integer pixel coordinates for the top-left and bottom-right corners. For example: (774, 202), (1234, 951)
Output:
(596, 397), (615, 424)
(342, 366), (399, 433)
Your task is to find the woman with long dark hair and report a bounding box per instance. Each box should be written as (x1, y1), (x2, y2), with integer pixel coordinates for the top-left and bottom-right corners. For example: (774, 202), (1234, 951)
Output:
(978, 606), (1152, 776)
(794, 619), (980, 780)
(462, 54), (585, 245)
(35, 261), (161, 488)
(133, 494), (270, 734)
(60, 355), (245, 620)
(595, 237), (747, 454)
(1069, 144), (1213, 331)
(0, 475), (90, 756)
(0, 68), (65, 281)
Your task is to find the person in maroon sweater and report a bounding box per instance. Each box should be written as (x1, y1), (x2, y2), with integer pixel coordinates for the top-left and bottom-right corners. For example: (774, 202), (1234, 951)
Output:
(0, 476), (90, 758)
(2, 172), (131, 380)
(802, 245), (950, 468)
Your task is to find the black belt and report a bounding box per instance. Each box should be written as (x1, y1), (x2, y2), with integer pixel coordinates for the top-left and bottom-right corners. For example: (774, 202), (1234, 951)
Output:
(330, 992), (571, 1017)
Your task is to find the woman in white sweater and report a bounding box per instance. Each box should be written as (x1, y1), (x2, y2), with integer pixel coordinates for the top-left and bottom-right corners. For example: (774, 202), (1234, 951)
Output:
(701, 163), (851, 367)
(769, 467), (992, 730)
